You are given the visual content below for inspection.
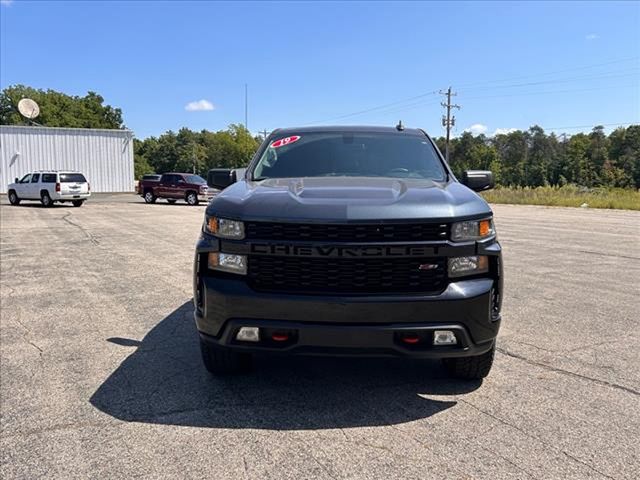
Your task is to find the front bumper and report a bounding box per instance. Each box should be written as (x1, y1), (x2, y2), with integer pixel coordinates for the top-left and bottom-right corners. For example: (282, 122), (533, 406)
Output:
(195, 275), (500, 358)
(194, 229), (502, 358)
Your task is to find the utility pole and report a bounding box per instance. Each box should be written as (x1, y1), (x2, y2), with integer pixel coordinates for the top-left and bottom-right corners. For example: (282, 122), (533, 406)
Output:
(259, 129), (269, 140)
(244, 84), (248, 130)
(440, 86), (460, 163)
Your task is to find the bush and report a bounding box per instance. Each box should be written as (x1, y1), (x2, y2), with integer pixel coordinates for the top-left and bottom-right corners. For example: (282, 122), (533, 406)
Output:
(481, 185), (640, 210)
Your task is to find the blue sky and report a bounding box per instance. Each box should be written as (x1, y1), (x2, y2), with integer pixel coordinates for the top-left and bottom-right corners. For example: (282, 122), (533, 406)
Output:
(1, 1), (639, 139)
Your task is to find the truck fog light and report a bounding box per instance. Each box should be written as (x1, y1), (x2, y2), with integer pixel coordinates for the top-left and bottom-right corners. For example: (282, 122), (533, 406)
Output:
(208, 253), (247, 275)
(433, 330), (457, 345)
(236, 327), (260, 342)
(448, 255), (489, 278)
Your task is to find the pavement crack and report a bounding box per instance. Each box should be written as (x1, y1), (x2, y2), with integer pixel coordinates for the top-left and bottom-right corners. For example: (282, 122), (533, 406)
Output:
(496, 347), (639, 397)
(242, 456), (250, 480)
(28, 340), (44, 354)
(8, 309), (44, 356)
(479, 445), (539, 480)
(504, 339), (556, 353)
(344, 439), (414, 461)
(577, 249), (640, 261)
(459, 399), (615, 480)
(568, 341), (616, 353)
(61, 213), (100, 245)
(2, 420), (114, 439)
(562, 451), (616, 480)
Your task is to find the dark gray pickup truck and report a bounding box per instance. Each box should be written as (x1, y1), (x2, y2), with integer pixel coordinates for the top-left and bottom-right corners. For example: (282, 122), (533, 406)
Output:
(193, 125), (503, 380)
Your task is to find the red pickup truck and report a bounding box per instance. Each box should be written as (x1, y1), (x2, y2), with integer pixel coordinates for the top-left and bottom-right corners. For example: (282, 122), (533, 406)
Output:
(138, 173), (211, 205)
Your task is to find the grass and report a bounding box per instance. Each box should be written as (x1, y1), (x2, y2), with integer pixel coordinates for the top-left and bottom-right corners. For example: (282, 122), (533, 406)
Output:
(481, 185), (640, 211)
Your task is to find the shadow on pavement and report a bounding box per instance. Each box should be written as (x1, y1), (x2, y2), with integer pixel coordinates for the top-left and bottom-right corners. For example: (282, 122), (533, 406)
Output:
(91, 301), (480, 430)
(2, 202), (81, 208)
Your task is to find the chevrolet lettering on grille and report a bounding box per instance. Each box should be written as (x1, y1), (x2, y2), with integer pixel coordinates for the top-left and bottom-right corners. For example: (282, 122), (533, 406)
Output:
(249, 244), (439, 257)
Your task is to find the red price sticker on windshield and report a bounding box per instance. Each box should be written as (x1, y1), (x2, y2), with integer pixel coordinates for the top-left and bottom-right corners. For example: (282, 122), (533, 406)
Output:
(271, 135), (301, 148)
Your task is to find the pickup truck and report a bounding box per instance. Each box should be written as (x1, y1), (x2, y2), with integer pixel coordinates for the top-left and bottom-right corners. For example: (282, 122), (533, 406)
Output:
(139, 172), (210, 205)
(193, 125), (503, 380)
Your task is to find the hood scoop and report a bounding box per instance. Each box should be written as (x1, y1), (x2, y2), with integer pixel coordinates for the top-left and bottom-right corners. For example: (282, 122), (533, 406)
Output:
(285, 177), (409, 203)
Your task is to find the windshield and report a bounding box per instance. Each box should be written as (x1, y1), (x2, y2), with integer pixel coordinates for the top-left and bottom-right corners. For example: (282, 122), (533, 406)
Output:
(59, 173), (87, 183)
(185, 175), (206, 184)
(252, 132), (446, 181)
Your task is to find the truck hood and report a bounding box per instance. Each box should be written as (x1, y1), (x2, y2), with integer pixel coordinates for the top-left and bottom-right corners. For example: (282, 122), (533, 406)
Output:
(206, 177), (492, 222)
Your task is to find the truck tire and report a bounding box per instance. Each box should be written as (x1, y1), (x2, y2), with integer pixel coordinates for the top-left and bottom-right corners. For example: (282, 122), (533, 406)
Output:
(442, 344), (495, 380)
(199, 339), (251, 374)
(40, 191), (53, 207)
(8, 190), (20, 205)
(186, 191), (199, 206)
(72, 200), (85, 207)
(144, 190), (156, 204)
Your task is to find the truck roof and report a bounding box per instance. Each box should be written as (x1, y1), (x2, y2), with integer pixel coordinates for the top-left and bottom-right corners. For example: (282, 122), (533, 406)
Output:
(270, 125), (427, 137)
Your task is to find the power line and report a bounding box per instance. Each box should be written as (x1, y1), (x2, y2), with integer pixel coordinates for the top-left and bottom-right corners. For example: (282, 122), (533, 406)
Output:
(459, 83), (638, 101)
(373, 83), (636, 118)
(455, 56), (639, 90)
(302, 56), (639, 126)
(458, 69), (639, 93)
(305, 90), (439, 125)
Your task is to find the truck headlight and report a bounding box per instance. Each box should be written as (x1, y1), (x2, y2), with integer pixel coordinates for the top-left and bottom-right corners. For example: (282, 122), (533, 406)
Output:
(451, 218), (494, 242)
(448, 256), (489, 278)
(208, 253), (247, 275)
(205, 216), (245, 239)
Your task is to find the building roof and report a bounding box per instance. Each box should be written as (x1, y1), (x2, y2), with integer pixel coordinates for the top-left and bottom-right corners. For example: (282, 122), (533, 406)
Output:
(0, 125), (133, 135)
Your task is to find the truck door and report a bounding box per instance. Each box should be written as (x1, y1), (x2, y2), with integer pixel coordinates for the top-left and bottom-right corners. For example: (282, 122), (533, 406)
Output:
(15, 174), (32, 198)
(157, 174), (172, 197)
(162, 174), (183, 199)
(28, 173), (41, 199)
(173, 175), (187, 199)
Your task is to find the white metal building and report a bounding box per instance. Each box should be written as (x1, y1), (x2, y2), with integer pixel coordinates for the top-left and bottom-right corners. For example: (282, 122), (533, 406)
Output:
(0, 125), (134, 193)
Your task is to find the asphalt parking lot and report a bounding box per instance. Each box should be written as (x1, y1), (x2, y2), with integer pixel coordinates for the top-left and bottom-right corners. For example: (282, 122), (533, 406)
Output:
(1, 195), (638, 479)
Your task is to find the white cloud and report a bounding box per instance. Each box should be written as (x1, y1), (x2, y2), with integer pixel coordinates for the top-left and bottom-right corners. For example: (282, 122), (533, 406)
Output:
(492, 128), (518, 136)
(585, 33), (599, 40)
(464, 123), (488, 136)
(0, 0), (14, 6)
(185, 99), (215, 112)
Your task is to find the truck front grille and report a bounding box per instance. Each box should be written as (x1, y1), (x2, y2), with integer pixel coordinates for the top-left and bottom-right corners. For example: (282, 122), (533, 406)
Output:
(247, 256), (447, 295)
(245, 221), (448, 242)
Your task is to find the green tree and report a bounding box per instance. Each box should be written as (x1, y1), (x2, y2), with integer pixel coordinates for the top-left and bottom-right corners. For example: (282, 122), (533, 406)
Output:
(492, 130), (528, 186)
(135, 125), (261, 176)
(566, 134), (596, 187)
(0, 85), (124, 129)
(133, 138), (156, 179)
(608, 126), (640, 188)
(413, 126), (639, 188)
(526, 125), (554, 187)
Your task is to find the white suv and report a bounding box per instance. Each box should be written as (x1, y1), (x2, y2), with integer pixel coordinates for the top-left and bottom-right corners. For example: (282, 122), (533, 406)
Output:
(7, 171), (91, 207)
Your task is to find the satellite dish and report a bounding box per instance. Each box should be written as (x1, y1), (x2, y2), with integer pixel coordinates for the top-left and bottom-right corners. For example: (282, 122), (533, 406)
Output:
(17, 98), (40, 120)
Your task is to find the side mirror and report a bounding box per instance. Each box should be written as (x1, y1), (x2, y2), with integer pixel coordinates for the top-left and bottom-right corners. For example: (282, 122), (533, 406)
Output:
(207, 168), (239, 190)
(14, 177), (19, 183)
(462, 170), (495, 192)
